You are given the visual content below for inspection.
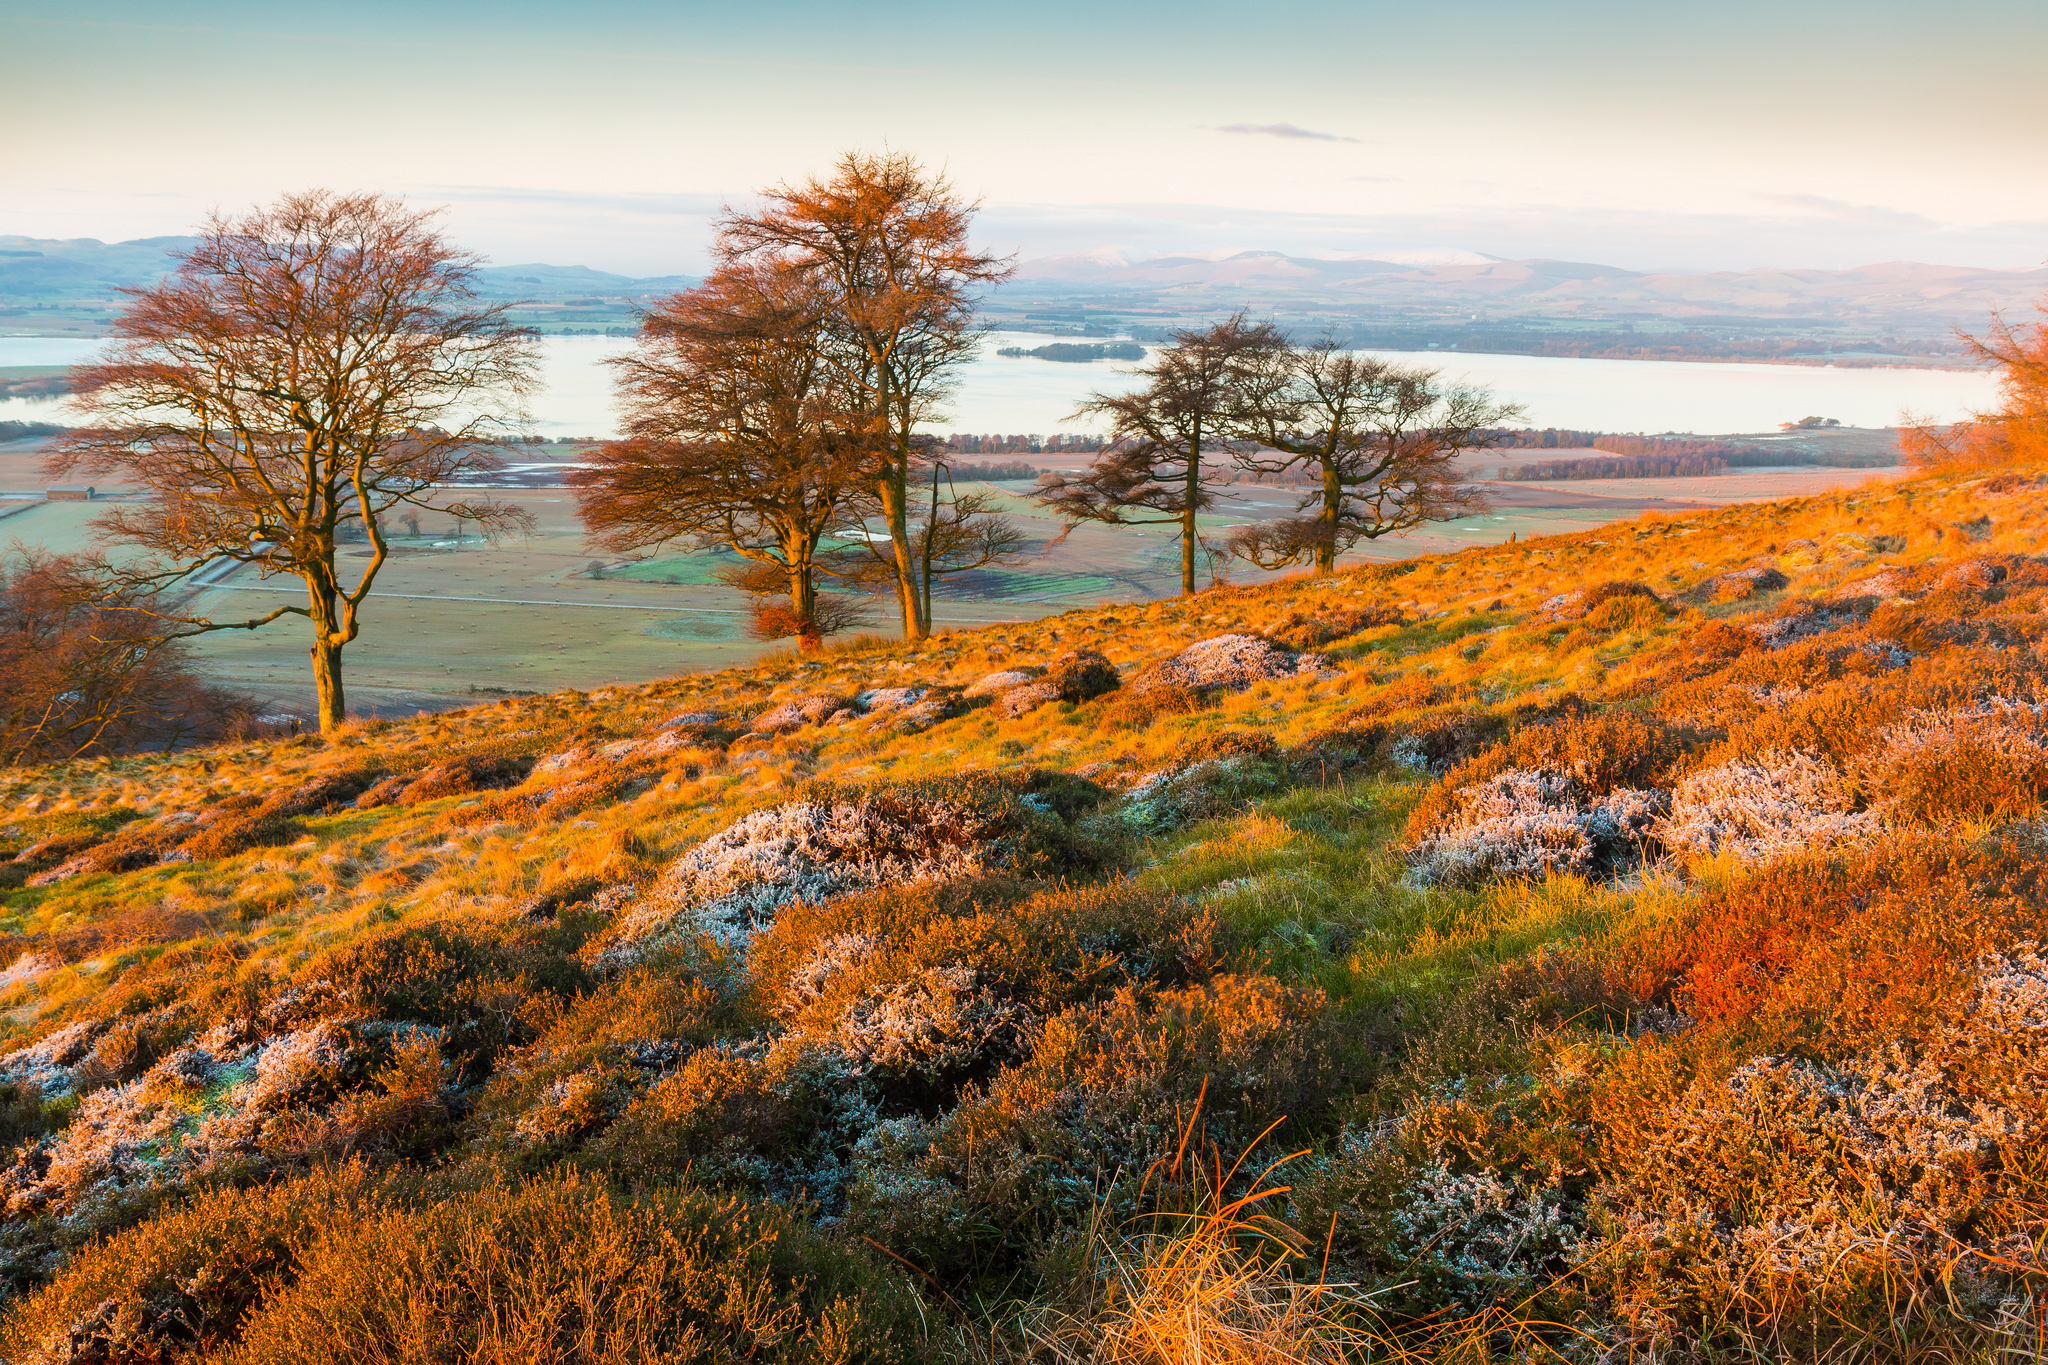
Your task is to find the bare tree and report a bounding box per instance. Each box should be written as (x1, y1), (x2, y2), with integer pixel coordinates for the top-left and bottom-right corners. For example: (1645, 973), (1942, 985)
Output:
(48, 191), (538, 734)
(719, 152), (1012, 639)
(1035, 316), (1281, 596)
(571, 264), (871, 653)
(1229, 341), (1522, 573)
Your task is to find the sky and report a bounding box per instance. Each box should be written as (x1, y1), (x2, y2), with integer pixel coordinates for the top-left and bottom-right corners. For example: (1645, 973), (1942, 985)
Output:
(5, 0), (2046, 276)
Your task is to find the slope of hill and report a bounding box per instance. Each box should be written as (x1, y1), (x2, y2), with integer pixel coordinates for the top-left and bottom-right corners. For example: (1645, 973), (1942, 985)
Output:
(2, 468), (2047, 1360)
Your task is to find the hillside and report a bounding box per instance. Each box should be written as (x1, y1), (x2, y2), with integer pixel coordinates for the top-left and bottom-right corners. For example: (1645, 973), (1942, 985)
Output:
(2, 467), (2047, 1361)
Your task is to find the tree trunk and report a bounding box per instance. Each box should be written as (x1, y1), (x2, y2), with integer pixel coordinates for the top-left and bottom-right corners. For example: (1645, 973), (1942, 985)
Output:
(788, 561), (822, 653)
(310, 632), (346, 734)
(1317, 457), (1341, 575)
(1180, 426), (1201, 595)
(878, 459), (926, 639)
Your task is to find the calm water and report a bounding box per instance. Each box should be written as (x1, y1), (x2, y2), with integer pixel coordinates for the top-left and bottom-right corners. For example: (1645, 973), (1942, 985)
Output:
(2, 332), (2000, 439)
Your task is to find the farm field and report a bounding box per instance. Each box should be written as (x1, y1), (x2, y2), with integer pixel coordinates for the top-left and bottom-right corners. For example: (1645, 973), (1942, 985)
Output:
(0, 436), (1903, 716)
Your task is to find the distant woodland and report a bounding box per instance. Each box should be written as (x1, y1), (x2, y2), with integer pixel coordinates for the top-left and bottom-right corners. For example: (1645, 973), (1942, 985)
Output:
(943, 433), (1110, 454)
(995, 342), (1147, 362)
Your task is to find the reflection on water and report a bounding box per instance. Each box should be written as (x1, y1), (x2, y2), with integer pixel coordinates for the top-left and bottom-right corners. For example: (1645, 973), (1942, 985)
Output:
(2, 330), (1999, 440)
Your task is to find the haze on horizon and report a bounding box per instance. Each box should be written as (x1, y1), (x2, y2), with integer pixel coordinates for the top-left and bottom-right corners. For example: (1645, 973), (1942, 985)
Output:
(4, 0), (2045, 279)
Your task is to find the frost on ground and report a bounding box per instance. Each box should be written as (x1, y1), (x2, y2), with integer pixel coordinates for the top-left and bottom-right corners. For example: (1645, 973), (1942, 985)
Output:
(1409, 768), (1667, 887)
(1119, 757), (1285, 833)
(987, 650), (1120, 718)
(1394, 1161), (1583, 1310)
(1657, 751), (1877, 862)
(746, 686), (967, 737)
(588, 787), (1016, 970)
(827, 965), (1025, 1079)
(964, 667), (1041, 699)
(1127, 634), (1328, 697)
(0, 1019), (448, 1222)
(1594, 944), (2048, 1339)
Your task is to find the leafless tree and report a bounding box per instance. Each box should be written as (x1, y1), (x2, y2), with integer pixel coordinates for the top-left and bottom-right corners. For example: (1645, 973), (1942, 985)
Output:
(1228, 340), (1522, 572)
(48, 191), (538, 733)
(1035, 316), (1281, 596)
(571, 263), (872, 652)
(719, 152), (1012, 638)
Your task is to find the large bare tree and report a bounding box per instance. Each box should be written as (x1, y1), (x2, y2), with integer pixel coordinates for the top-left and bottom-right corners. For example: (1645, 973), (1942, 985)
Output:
(1228, 341), (1521, 573)
(718, 152), (1011, 639)
(1035, 316), (1281, 596)
(49, 191), (538, 733)
(571, 264), (872, 653)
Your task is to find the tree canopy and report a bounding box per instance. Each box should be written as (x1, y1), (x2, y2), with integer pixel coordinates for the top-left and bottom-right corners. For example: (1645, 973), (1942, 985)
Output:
(48, 190), (538, 732)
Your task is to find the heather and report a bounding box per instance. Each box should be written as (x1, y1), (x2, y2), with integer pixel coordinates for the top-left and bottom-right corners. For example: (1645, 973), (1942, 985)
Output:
(3, 468), (2048, 1361)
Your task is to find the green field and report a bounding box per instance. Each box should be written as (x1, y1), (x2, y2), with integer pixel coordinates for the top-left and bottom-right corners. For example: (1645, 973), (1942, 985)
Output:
(0, 443), (1903, 718)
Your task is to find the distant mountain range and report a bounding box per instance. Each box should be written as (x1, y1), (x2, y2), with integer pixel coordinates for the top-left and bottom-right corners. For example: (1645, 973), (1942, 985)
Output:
(5, 235), (2039, 361)
(998, 249), (2048, 332)
(0, 236), (695, 303)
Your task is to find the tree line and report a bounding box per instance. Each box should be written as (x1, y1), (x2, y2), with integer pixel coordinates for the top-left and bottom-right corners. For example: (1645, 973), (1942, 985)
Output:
(26, 151), (2046, 753)
(1504, 454), (1728, 481)
(943, 434), (1107, 453)
(35, 159), (1516, 744)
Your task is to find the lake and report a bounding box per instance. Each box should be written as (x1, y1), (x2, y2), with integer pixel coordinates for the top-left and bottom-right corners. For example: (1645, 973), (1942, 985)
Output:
(1, 331), (2001, 439)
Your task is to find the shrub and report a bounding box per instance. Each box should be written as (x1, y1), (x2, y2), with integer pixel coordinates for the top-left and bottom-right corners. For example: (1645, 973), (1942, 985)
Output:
(751, 879), (1216, 1110)
(1387, 708), (1510, 778)
(1407, 768), (1666, 887)
(223, 1173), (921, 1365)
(2, 1167), (924, 1365)
(585, 775), (1107, 970)
(1583, 591), (1670, 632)
(1126, 634), (1325, 697)
(1613, 836), (2038, 1041)
(586, 1037), (878, 1204)
(1848, 701), (2048, 824)
(470, 972), (726, 1160)
(180, 811), (298, 862)
(0, 1162), (387, 1362)
(845, 976), (1342, 1280)
(1404, 710), (1683, 845)
(1097, 684), (1208, 731)
(286, 922), (581, 1060)
(1656, 751), (1876, 864)
(1586, 950), (2048, 1360)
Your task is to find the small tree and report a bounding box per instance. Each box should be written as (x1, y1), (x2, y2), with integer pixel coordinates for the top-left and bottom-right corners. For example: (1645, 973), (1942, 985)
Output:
(1228, 340), (1522, 573)
(1035, 316), (1281, 596)
(1902, 291), (2048, 471)
(0, 549), (252, 764)
(845, 448), (1029, 619)
(49, 191), (538, 733)
(719, 152), (1012, 639)
(571, 264), (871, 652)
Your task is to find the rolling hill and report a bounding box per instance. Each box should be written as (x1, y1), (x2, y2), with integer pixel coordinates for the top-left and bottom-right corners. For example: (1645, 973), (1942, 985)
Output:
(1, 466), (2046, 1360)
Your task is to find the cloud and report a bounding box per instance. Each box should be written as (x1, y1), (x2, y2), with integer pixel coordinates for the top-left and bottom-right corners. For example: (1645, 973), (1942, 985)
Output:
(1213, 122), (1359, 143)
(1752, 193), (1939, 231)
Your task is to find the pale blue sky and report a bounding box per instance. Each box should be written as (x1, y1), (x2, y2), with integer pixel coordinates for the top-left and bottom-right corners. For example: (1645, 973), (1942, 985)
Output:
(5, 0), (2044, 273)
